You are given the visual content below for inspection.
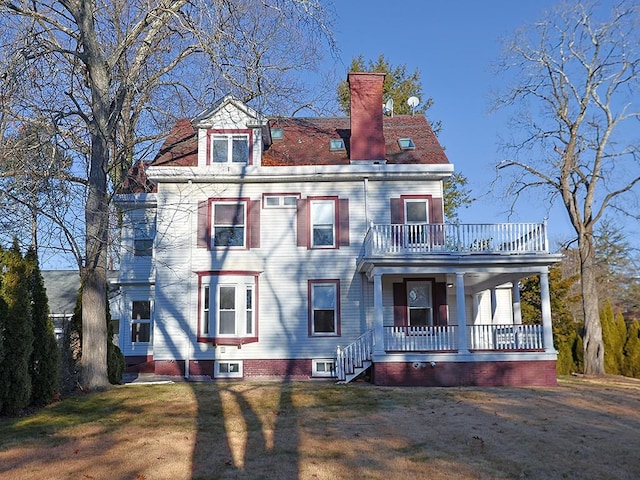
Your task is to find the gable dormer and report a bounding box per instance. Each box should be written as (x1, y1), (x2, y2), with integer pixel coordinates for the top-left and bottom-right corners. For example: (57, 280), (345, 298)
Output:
(193, 95), (268, 167)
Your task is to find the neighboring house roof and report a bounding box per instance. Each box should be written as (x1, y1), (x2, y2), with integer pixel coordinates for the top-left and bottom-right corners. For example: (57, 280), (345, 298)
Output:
(41, 270), (80, 316)
(41, 270), (120, 316)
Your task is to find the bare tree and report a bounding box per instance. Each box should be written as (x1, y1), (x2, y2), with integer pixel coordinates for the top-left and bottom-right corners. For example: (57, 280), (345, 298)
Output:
(493, 1), (640, 374)
(0, 0), (334, 389)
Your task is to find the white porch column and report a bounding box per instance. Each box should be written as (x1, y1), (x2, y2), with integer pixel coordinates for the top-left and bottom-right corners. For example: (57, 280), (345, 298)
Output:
(539, 270), (556, 352)
(512, 282), (522, 325)
(455, 272), (469, 353)
(490, 288), (498, 323)
(373, 273), (385, 355)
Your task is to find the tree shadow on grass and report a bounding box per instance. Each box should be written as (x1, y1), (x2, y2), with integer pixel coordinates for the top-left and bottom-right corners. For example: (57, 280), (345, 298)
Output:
(191, 380), (299, 479)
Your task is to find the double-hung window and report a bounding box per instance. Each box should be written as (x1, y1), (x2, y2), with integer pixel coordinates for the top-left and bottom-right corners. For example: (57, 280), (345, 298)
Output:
(309, 280), (340, 336)
(199, 273), (258, 345)
(310, 199), (336, 248)
(131, 300), (151, 343)
(212, 202), (246, 248)
(211, 133), (250, 164)
(406, 280), (433, 327)
(404, 198), (429, 246)
(133, 220), (153, 257)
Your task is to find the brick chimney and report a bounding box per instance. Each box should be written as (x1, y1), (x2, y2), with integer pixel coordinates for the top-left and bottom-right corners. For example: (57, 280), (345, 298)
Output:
(348, 72), (386, 162)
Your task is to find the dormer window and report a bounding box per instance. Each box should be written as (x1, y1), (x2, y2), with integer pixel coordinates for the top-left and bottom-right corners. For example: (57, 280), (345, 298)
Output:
(329, 139), (345, 151)
(398, 138), (415, 150)
(210, 132), (250, 164)
(270, 128), (284, 140)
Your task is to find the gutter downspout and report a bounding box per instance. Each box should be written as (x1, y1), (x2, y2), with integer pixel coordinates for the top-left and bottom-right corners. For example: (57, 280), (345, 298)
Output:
(185, 179), (193, 379)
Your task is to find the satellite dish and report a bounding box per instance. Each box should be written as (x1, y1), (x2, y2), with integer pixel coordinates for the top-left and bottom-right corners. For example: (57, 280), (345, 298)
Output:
(384, 98), (394, 116)
(407, 96), (420, 115)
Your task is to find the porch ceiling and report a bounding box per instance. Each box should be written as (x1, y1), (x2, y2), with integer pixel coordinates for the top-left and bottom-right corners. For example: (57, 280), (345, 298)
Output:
(358, 252), (563, 293)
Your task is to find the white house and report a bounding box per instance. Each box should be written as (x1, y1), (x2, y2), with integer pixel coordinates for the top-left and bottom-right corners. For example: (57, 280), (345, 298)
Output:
(114, 72), (561, 386)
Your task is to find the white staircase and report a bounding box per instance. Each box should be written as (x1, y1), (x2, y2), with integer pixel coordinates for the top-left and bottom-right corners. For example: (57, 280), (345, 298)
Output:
(335, 329), (374, 383)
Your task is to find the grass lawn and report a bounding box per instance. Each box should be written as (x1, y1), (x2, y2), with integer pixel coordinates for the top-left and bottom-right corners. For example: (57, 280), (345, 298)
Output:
(1, 375), (639, 479)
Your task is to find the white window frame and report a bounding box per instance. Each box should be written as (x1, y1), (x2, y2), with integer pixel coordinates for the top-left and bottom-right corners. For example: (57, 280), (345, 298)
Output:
(210, 133), (250, 164)
(215, 361), (243, 378)
(404, 198), (429, 224)
(406, 280), (433, 327)
(133, 219), (154, 257)
(312, 359), (336, 377)
(309, 280), (339, 336)
(310, 199), (336, 248)
(200, 275), (256, 340)
(404, 198), (430, 246)
(131, 299), (152, 344)
(263, 194), (299, 208)
(211, 201), (247, 248)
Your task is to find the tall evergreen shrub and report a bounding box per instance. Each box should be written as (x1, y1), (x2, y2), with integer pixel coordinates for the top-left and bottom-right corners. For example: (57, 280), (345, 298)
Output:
(623, 320), (640, 378)
(26, 247), (60, 406)
(0, 242), (34, 415)
(602, 300), (626, 374)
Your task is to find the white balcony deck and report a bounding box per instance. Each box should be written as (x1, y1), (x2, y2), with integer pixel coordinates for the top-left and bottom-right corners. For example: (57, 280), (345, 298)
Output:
(362, 222), (548, 257)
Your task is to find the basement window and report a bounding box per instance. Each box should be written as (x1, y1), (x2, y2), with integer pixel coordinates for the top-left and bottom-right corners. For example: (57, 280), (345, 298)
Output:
(215, 361), (243, 378)
(398, 138), (415, 150)
(312, 359), (336, 377)
(329, 139), (345, 151)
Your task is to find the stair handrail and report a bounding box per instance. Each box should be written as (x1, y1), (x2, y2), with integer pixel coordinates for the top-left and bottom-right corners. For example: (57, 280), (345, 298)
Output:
(335, 329), (374, 381)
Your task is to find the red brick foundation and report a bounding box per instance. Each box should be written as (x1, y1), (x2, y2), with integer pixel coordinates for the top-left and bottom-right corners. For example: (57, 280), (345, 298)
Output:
(243, 359), (311, 379)
(372, 360), (557, 387)
(132, 358), (312, 379)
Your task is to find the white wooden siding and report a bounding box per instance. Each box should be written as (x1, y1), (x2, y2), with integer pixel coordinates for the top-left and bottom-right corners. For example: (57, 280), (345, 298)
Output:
(120, 175), (451, 363)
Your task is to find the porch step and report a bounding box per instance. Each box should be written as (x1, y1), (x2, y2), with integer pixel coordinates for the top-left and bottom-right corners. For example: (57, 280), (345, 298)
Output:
(335, 329), (375, 384)
(337, 360), (372, 384)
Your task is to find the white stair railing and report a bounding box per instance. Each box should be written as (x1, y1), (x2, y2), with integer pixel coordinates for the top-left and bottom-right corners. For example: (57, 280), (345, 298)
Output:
(335, 329), (374, 382)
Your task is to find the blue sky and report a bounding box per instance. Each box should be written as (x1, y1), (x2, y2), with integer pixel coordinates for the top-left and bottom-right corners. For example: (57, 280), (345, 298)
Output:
(328, 0), (576, 248)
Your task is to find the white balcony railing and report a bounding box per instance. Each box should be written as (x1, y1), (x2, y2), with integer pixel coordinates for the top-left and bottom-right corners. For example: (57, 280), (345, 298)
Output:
(363, 222), (548, 256)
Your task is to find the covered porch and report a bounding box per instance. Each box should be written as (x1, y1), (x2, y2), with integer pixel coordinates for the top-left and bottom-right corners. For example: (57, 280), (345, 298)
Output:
(337, 222), (562, 386)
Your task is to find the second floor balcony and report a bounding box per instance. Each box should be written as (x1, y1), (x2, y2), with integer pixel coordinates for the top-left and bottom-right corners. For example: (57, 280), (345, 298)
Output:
(361, 222), (549, 258)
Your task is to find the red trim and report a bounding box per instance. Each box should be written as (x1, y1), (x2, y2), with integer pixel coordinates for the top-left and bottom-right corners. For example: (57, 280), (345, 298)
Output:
(395, 277), (439, 328)
(207, 197), (252, 251)
(308, 279), (341, 337)
(307, 196), (339, 250)
(400, 194), (433, 223)
(206, 129), (253, 166)
(196, 271), (261, 343)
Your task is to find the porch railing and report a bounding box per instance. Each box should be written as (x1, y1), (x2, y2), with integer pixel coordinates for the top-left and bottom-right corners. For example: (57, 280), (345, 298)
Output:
(363, 222), (548, 256)
(384, 325), (458, 351)
(468, 324), (544, 350)
(381, 324), (544, 352)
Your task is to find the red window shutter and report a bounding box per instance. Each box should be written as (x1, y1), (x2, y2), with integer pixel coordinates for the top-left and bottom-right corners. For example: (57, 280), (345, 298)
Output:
(249, 200), (260, 248)
(393, 282), (407, 326)
(197, 200), (210, 249)
(433, 282), (448, 326)
(390, 198), (403, 224)
(430, 197), (444, 224)
(296, 198), (308, 247)
(338, 198), (349, 246)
